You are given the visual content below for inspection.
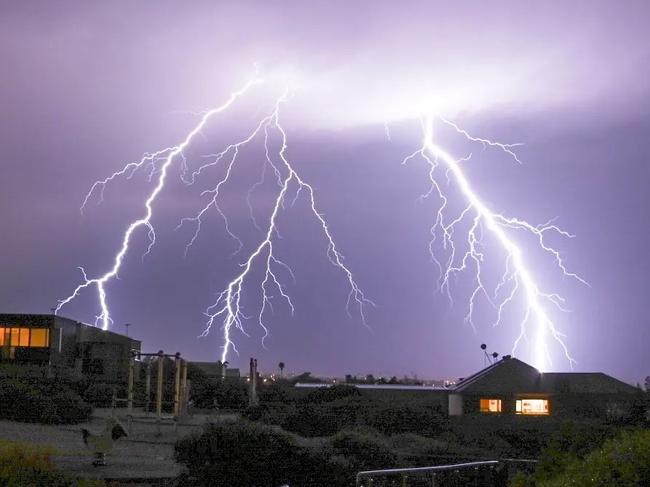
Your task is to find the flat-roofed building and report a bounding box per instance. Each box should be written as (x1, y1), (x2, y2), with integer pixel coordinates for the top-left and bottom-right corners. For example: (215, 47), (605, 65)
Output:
(0, 313), (140, 382)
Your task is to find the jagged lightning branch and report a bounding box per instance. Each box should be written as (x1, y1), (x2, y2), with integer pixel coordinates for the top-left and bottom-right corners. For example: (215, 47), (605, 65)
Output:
(57, 80), (371, 363)
(56, 78), (262, 329)
(405, 115), (587, 370)
(182, 92), (373, 361)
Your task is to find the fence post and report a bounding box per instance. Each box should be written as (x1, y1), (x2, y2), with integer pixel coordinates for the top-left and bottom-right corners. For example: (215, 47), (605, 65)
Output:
(127, 351), (134, 413)
(174, 352), (181, 416)
(156, 350), (164, 418)
(145, 360), (152, 414)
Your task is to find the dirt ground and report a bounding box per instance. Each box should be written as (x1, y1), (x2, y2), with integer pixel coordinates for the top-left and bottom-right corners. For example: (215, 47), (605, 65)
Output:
(0, 408), (238, 483)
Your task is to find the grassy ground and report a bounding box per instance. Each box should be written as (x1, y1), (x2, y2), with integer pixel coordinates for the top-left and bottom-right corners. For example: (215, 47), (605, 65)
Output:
(0, 407), (232, 482)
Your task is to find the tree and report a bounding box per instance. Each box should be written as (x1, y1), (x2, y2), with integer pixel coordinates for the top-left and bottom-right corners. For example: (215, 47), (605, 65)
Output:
(278, 362), (285, 377)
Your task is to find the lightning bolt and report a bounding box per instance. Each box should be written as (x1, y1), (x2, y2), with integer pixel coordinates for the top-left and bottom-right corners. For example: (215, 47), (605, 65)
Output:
(405, 115), (587, 371)
(56, 78), (371, 363)
(186, 91), (374, 361)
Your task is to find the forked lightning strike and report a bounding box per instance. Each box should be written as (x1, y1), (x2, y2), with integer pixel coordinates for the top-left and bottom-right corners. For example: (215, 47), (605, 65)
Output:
(56, 79), (372, 361)
(404, 115), (586, 370)
(182, 92), (373, 361)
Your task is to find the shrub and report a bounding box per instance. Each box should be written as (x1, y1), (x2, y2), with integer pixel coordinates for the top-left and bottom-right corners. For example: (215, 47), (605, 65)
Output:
(0, 379), (91, 424)
(175, 421), (406, 486)
(329, 429), (397, 471)
(363, 403), (447, 437)
(175, 420), (303, 486)
(81, 383), (116, 407)
(539, 429), (650, 486)
(533, 420), (620, 482)
(303, 384), (361, 404)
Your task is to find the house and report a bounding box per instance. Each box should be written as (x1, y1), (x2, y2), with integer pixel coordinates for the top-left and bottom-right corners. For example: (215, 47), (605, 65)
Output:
(295, 356), (639, 419)
(0, 313), (141, 382)
(448, 355), (639, 417)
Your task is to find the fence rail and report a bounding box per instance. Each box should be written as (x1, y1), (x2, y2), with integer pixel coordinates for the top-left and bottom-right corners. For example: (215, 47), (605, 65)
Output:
(356, 460), (506, 487)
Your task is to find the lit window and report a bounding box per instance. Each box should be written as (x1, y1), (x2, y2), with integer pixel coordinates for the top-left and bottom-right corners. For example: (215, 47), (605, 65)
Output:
(515, 399), (549, 415)
(0, 327), (50, 348)
(30, 329), (49, 347)
(10, 328), (19, 347)
(19, 328), (30, 347)
(480, 398), (502, 413)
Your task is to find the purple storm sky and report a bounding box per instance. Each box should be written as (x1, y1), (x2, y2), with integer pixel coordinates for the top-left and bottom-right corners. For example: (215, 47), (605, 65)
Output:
(1, 1), (649, 382)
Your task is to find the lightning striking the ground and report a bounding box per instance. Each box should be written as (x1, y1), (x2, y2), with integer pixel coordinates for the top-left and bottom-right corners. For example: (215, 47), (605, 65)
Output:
(403, 115), (587, 371)
(56, 79), (371, 361)
(179, 91), (373, 361)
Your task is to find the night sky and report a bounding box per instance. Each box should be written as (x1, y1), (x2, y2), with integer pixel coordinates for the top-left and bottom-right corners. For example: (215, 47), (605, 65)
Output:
(1, 1), (649, 383)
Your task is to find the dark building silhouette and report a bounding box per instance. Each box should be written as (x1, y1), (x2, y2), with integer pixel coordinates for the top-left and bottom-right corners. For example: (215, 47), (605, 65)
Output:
(0, 313), (140, 382)
(449, 356), (639, 417)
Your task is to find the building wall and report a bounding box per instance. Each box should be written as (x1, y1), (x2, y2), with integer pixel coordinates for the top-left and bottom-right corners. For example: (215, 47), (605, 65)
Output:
(0, 313), (140, 383)
(448, 393), (463, 416)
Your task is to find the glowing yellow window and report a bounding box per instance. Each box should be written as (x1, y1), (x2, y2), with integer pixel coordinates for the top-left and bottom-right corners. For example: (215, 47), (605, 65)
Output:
(0, 328), (5, 346)
(30, 329), (49, 347)
(10, 328), (19, 347)
(516, 399), (549, 415)
(480, 398), (502, 413)
(18, 328), (30, 347)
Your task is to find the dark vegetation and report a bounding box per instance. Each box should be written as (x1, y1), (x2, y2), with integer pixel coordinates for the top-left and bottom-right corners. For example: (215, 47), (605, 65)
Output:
(174, 382), (650, 486)
(0, 378), (91, 424)
(1, 368), (648, 485)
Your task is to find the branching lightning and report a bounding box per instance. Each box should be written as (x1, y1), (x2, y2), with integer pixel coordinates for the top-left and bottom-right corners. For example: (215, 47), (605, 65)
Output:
(56, 79), (372, 361)
(180, 91), (373, 361)
(404, 115), (587, 370)
(55, 68), (584, 371)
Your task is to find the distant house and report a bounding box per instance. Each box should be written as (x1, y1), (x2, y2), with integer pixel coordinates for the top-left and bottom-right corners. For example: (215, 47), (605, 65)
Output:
(295, 356), (639, 419)
(449, 355), (639, 417)
(0, 313), (140, 382)
(190, 361), (241, 380)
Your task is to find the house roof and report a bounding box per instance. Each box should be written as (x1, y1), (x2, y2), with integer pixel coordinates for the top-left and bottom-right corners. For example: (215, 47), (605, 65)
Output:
(0, 313), (141, 345)
(453, 356), (638, 395)
(295, 383), (448, 391)
(453, 356), (540, 393)
(540, 372), (638, 394)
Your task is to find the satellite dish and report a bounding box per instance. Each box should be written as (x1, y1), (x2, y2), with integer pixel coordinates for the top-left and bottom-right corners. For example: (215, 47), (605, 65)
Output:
(492, 352), (499, 359)
(480, 343), (487, 350)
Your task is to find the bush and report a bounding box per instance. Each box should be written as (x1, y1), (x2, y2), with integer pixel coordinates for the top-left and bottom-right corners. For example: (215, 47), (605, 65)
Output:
(81, 383), (116, 408)
(245, 394), (448, 439)
(533, 421), (620, 483)
(0, 379), (91, 424)
(303, 385), (361, 404)
(175, 420), (304, 486)
(540, 429), (650, 486)
(175, 421), (408, 486)
(329, 430), (397, 471)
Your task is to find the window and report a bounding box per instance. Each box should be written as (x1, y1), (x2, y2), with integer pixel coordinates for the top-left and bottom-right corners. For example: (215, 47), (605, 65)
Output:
(0, 327), (50, 348)
(516, 399), (549, 415)
(480, 398), (502, 413)
(30, 329), (49, 347)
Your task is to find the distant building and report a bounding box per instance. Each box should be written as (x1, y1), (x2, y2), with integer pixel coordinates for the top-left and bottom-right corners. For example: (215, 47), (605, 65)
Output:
(190, 361), (240, 380)
(449, 356), (639, 417)
(297, 356), (640, 419)
(0, 313), (140, 382)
